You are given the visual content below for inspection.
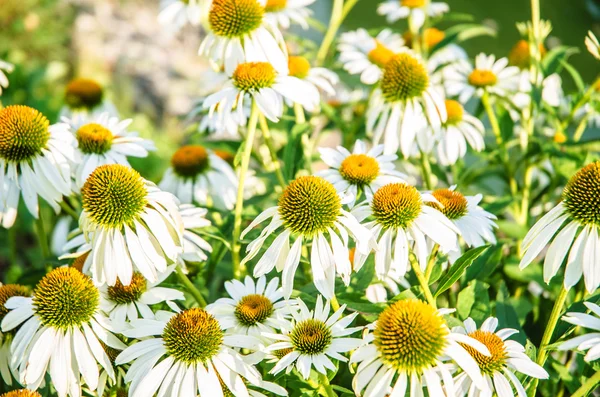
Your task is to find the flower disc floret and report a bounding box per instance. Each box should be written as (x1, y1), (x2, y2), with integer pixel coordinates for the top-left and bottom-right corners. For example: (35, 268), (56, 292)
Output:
(232, 62), (277, 92)
(265, 0), (287, 12)
(273, 347), (294, 359)
(401, 0), (425, 8)
(0, 391), (42, 397)
(371, 183), (422, 229)
(0, 284), (29, 322)
(367, 41), (395, 68)
(162, 308), (224, 364)
(81, 164), (148, 228)
(107, 273), (147, 304)
(65, 78), (104, 110)
(374, 299), (448, 372)
(234, 294), (274, 326)
(431, 189), (468, 220)
(290, 319), (332, 355)
(278, 176), (341, 236)
(76, 123), (114, 155)
(468, 69), (497, 88)
(339, 154), (380, 186)
(444, 100), (464, 125)
(171, 145), (210, 178)
(32, 267), (99, 329)
(0, 105), (50, 163)
(380, 53), (429, 102)
(288, 56), (311, 79)
(562, 162), (600, 226)
(209, 0), (264, 38)
(461, 330), (507, 375)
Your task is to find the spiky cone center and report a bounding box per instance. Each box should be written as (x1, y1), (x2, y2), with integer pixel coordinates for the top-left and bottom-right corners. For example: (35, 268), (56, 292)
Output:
(0, 284), (29, 323)
(77, 123), (114, 155)
(403, 28), (445, 50)
(273, 347), (294, 359)
(562, 162), (600, 226)
(0, 105), (50, 163)
(288, 56), (311, 79)
(107, 273), (147, 304)
(374, 299), (448, 372)
(100, 340), (121, 364)
(233, 62), (277, 92)
(290, 319), (333, 355)
(214, 149), (235, 166)
(372, 183), (422, 230)
(265, 0), (287, 12)
(368, 41), (396, 68)
(430, 189), (468, 220)
(171, 145), (211, 178)
(209, 0), (264, 38)
(339, 154), (380, 186)
(71, 252), (89, 273)
(468, 69), (497, 88)
(162, 308), (224, 364)
(444, 99), (464, 125)
(380, 53), (429, 102)
(65, 78), (104, 110)
(401, 0), (425, 8)
(81, 164), (148, 228)
(234, 294), (274, 326)
(278, 176), (341, 236)
(460, 330), (507, 375)
(0, 390), (42, 397)
(32, 267), (99, 329)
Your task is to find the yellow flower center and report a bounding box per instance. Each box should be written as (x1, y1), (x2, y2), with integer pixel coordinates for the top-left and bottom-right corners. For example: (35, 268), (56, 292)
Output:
(374, 299), (448, 372)
(444, 99), (464, 125)
(65, 78), (104, 110)
(234, 294), (274, 326)
(171, 145), (211, 178)
(273, 347), (294, 359)
(76, 123), (113, 155)
(371, 183), (422, 230)
(508, 40), (546, 70)
(290, 319), (332, 355)
(468, 69), (498, 88)
(563, 162), (600, 226)
(339, 153), (380, 186)
(209, 0), (264, 38)
(431, 188), (468, 220)
(214, 149), (235, 166)
(461, 330), (507, 375)
(232, 62), (277, 91)
(0, 391), (42, 397)
(367, 40), (396, 68)
(0, 284), (29, 323)
(403, 28), (446, 50)
(553, 131), (567, 143)
(71, 252), (89, 273)
(400, 0), (425, 8)
(380, 53), (429, 102)
(288, 56), (311, 79)
(107, 273), (147, 304)
(0, 105), (50, 163)
(265, 0), (287, 12)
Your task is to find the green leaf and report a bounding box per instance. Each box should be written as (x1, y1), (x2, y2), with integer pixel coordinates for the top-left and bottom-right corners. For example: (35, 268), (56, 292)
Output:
(435, 245), (490, 297)
(456, 280), (491, 322)
(283, 123), (311, 180)
(465, 244), (503, 282)
(561, 60), (585, 93)
(542, 45), (579, 76)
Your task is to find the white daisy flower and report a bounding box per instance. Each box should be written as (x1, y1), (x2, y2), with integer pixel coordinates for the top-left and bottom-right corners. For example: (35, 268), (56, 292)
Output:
(351, 299), (489, 397)
(59, 78), (118, 121)
(585, 30), (600, 60)
(115, 307), (272, 397)
(445, 53), (520, 104)
(366, 51), (447, 157)
(0, 283), (30, 386)
(159, 144), (238, 210)
(158, 0), (210, 31)
(378, 0), (449, 29)
(287, 55), (339, 97)
(241, 175), (376, 299)
(200, 0), (288, 75)
(559, 301), (600, 362)
(338, 28), (405, 85)
(207, 275), (293, 339)
(352, 182), (459, 279)
(0, 267), (127, 397)
(317, 139), (406, 208)
(179, 204), (213, 263)
(264, 0), (315, 30)
(203, 61), (320, 123)
(79, 164), (184, 286)
(520, 162), (600, 293)
(0, 59), (14, 95)
(364, 268), (410, 304)
(454, 317), (548, 397)
(264, 295), (363, 379)
(0, 105), (75, 229)
(66, 112), (155, 188)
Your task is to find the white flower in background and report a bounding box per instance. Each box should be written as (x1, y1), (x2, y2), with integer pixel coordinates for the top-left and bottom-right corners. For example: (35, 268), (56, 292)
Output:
(158, 0), (209, 31)
(159, 144), (238, 210)
(338, 28), (405, 85)
(378, 0), (449, 29)
(0, 267), (127, 397)
(115, 308), (272, 397)
(287, 55), (338, 97)
(203, 61), (319, 123)
(454, 317), (548, 396)
(241, 175), (376, 299)
(0, 283), (30, 386)
(79, 164), (183, 286)
(179, 204), (213, 263)
(264, 0), (315, 30)
(414, 28), (467, 71)
(317, 140), (406, 208)
(264, 295), (363, 379)
(351, 299), (489, 396)
(0, 105), (75, 229)
(207, 276), (293, 338)
(520, 162), (600, 293)
(352, 182), (459, 279)
(67, 112), (155, 188)
(559, 301), (600, 362)
(59, 78), (118, 120)
(0, 59), (14, 95)
(445, 53), (520, 104)
(196, 101), (248, 139)
(366, 51), (447, 157)
(364, 268), (410, 304)
(585, 31), (600, 60)
(200, 0), (288, 75)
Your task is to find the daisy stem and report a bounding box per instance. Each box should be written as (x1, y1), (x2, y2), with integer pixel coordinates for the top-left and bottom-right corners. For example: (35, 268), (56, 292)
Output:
(318, 373), (337, 397)
(175, 267), (207, 308)
(419, 150), (434, 190)
(294, 102), (306, 124)
(330, 295), (341, 312)
(232, 101), (260, 278)
(259, 114), (287, 188)
(424, 244), (439, 282)
(573, 113), (590, 142)
(35, 203), (50, 260)
(572, 370), (600, 397)
(315, 0), (345, 66)
(410, 256), (437, 308)
(59, 200), (80, 221)
(481, 91), (503, 147)
(8, 225), (17, 266)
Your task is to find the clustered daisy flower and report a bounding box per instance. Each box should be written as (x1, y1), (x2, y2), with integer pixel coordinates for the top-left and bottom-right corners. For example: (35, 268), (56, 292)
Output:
(60, 78), (117, 120)
(0, 283), (29, 386)
(559, 301), (600, 362)
(264, 0), (316, 30)
(378, 0), (449, 29)
(0, 59), (14, 95)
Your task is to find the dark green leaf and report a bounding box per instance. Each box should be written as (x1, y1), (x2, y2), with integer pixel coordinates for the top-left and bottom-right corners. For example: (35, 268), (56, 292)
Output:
(435, 245), (490, 297)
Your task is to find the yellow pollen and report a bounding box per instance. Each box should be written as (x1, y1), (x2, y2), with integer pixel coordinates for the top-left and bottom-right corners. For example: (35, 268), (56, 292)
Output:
(368, 40), (396, 68)
(235, 294), (274, 326)
(0, 391), (43, 397)
(288, 56), (311, 79)
(468, 69), (498, 88)
(209, 0), (264, 38)
(76, 123), (113, 154)
(0, 105), (50, 163)
(431, 189), (468, 220)
(444, 100), (464, 125)
(403, 28), (446, 50)
(232, 62), (277, 91)
(339, 154), (380, 186)
(65, 78), (104, 110)
(400, 0), (425, 8)
(265, 0), (287, 12)
(461, 330), (507, 375)
(371, 183), (422, 229)
(171, 145), (211, 178)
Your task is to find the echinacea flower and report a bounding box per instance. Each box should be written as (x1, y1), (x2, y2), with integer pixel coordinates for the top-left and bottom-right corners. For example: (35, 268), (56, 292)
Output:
(454, 317), (548, 396)
(520, 162), (600, 293)
(317, 139), (406, 207)
(200, 0), (288, 75)
(287, 55), (338, 97)
(179, 203), (213, 263)
(159, 145), (238, 210)
(0, 390), (42, 397)
(559, 301), (600, 362)
(405, 28), (467, 72)
(377, 0), (449, 29)
(1, 267), (126, 397)
(264, 295), (363, 379)
(0, 105), (75, 228)
(67, 112), (156, 188)
(264, 0), (315, 30)
(0, 59), (14, 95)
(366, 51), (447, 157)
(337, 28), (405, 85)
(158, 0), (209, 31)
(60, 78), (118, 120)
(79, 164), (183, 286)
(241, 175), (376, 299)
(115, 307), (269, 397)
(0, 283), (30, 386)
(352, 299), (489, 396)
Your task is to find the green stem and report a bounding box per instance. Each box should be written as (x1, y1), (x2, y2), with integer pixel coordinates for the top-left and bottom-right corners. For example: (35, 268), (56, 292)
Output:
(318, 373), (337, 397)
(330, 295), (341, 312)
(419, 150), (434, 190)
(315, 0), (345, 66)
(482, 91), (503, 146)
(35, 203), (50, 259)
(175, 267), (207, 307)
(294, 102), (306, 124)
(258, 114), (286, 188)
(561, 76), (600, 130)
(573, 114), (590, 142)
(8, 226), (17, 267)
(410, 256), (437, 308)
(59, 200), (80, 221)
(232, 100), (260, 278)
(518, 164), (534, 227)
(572, 370), (600, 397)
(424, 244), (439, 282)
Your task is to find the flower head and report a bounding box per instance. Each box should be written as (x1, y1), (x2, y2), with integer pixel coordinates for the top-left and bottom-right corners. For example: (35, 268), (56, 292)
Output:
(377, 0), (449, 29)
(0, 283), (30, 385)
(0, 59), (14, 95)
(264, 0), (315, 30)
(60, 78), (117, 120)
(559, 301), (600, 362)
